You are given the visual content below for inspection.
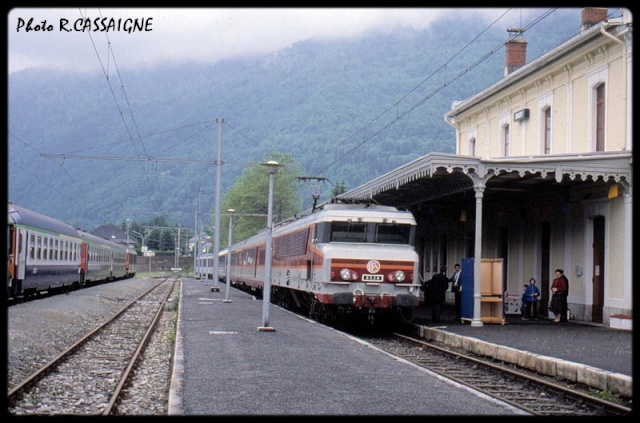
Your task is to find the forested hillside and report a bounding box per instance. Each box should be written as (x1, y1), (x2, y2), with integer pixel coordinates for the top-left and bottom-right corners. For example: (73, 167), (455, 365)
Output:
(8, 9), (582, 231)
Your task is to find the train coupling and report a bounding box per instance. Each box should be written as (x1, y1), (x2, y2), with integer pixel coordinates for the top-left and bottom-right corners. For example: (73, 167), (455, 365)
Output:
(352, 289), (391, 309)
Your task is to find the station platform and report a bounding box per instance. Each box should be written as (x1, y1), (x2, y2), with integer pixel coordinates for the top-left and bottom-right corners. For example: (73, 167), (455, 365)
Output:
(410, 303), (632, 397)
(168, 277), (632, 415)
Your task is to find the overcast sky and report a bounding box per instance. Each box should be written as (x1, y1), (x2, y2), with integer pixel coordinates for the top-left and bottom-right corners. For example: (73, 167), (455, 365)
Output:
(8, 8), (517, 74)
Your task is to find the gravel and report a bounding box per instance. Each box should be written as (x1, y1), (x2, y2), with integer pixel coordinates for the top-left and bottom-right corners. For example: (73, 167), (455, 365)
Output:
(7, 276), (180, 416)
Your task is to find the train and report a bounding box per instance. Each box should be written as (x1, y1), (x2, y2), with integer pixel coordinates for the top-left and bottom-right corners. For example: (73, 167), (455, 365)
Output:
(196, 198), (421, 325)
(7, 202), (137, 299)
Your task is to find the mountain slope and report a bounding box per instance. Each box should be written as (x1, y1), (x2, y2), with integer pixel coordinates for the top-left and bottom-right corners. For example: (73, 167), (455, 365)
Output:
(8, 9), (582, 230)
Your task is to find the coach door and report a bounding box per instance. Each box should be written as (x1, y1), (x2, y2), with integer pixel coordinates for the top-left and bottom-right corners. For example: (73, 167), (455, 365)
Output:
(15, 228), (27, 280)
(591, 216), (605, 323)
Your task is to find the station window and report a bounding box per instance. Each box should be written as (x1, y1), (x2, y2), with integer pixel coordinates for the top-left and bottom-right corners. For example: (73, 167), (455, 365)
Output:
(502, 124), (510, 157)
(595, 83), (605, 151)
(543, 107), (551, 154)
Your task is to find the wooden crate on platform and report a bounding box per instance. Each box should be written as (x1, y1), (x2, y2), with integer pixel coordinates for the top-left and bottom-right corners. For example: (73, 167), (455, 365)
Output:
(460, 258), (505, 324)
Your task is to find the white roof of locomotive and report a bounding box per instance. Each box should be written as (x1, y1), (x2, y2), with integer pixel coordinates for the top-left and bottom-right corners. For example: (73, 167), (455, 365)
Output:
(233, 201), (416, 250)
(275, 202), (416, 233)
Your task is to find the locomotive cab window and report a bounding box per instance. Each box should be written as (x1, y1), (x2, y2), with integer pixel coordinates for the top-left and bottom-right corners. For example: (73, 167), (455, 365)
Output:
(375, 223), (413, 245)
(329, 221), (367, 242)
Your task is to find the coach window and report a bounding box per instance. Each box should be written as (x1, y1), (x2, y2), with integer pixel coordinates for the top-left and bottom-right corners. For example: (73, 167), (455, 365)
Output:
(54, 239), (59, 261)
(36, 235), (42, 260)
(49, 237), (53, 260)
(29, 234), (35, 259)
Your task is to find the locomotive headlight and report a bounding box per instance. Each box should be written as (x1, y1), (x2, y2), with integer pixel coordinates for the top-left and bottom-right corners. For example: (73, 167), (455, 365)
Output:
(387, 270), (405, 282)
(340, 268), (352, 281)
(340, 268), (359, 281)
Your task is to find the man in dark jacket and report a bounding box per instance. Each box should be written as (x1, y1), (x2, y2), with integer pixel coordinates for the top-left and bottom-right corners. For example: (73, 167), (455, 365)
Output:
(429, 266), (449, 322)
(449, 263), (462, 321)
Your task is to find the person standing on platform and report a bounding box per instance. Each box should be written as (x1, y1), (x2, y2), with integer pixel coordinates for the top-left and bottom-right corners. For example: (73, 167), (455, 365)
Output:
(521, 277), (540, 320)
(560, 270), (569, 322)
(550, 269), (569, 323)
(449, 263), (462, 322)
(420, 276), (433, 309)
(430, 266), (449, 323)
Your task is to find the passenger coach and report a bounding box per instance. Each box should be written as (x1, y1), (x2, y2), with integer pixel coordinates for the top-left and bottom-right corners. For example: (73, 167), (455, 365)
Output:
(7, 202), (136, 298)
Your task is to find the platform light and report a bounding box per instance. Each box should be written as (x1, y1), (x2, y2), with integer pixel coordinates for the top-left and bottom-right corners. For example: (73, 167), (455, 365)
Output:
(224, 209), (235, 303)
(258, 161), (282, 332)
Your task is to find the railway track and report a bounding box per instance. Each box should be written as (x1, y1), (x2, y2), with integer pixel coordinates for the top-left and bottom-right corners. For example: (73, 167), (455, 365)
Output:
(357, 331), (631, 416)
(7, 276), (178, 416)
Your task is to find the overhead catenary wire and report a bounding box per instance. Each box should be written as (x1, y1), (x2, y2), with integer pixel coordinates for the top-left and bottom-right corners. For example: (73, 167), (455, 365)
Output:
(8, 130), (116, 226)
(79, 7), (164, 210)
(309, 8), (559, 177)
(12, 8), (576, 229)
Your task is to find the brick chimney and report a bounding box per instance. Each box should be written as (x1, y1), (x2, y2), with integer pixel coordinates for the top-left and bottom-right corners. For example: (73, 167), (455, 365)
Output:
(504, 28), (527, 77)
(581, 7), (608, 31)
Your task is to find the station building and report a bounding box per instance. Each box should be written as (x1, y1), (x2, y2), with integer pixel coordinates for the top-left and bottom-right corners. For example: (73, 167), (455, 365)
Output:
(341, 8), (632, 327)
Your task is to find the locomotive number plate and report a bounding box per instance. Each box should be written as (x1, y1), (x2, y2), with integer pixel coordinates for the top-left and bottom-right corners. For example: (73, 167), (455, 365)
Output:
(362, 274), (384, 282)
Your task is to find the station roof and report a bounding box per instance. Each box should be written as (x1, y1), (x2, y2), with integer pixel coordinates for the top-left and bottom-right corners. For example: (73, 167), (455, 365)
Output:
(339, 151), (632, 210)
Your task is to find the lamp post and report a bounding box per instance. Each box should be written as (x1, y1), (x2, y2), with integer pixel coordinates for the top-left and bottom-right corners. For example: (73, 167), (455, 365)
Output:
(130, 230), (145, 253)
(126, 218), (131, 248)
(223, 209), (235, 303)
(258, 160), (281, 332)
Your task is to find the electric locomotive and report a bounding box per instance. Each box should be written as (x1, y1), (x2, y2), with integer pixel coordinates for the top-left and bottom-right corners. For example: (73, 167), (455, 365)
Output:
(224, 198), (421, 325)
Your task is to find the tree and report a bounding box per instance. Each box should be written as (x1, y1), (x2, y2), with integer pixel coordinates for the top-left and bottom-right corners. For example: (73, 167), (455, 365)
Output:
(161, 230), (175, 253)
(331, 179), (348, 197)
(218, 152), (303, 246)
(147, 229), (162, 251)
